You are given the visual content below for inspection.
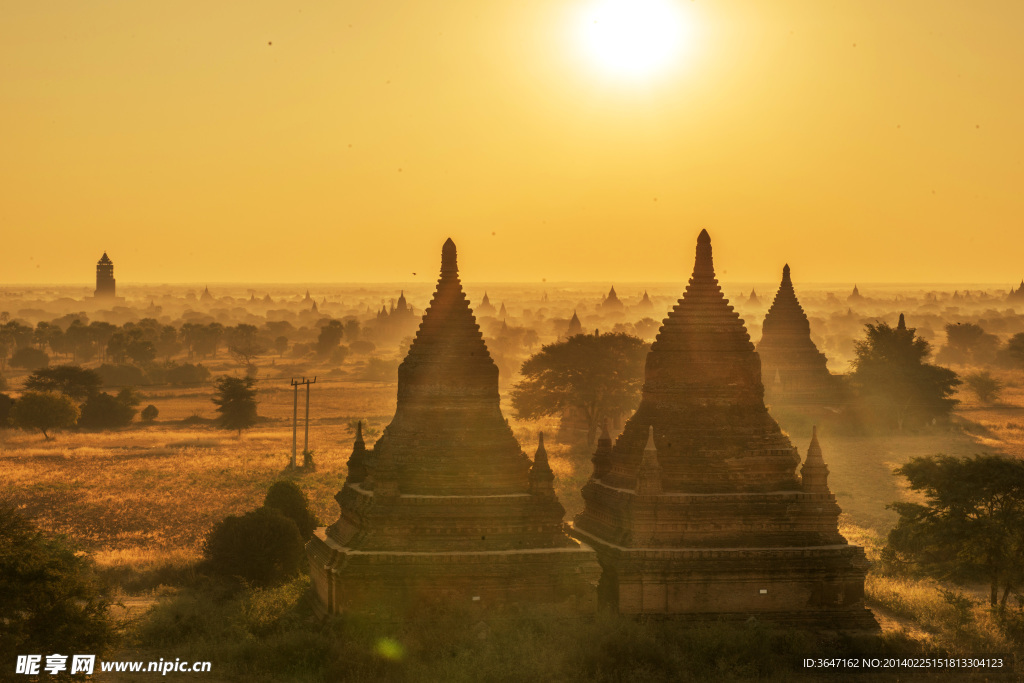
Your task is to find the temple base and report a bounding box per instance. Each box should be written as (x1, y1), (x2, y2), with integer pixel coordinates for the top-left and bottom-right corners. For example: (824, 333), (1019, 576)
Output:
(307, 529), (601, 616)
(573, 528), (879, 631)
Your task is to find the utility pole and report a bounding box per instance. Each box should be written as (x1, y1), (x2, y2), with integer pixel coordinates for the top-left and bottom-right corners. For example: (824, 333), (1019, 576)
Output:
(290, 377), (316, 468)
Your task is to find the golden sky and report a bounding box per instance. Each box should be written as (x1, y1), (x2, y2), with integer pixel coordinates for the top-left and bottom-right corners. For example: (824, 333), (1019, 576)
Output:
(2, 1), (1023, 285)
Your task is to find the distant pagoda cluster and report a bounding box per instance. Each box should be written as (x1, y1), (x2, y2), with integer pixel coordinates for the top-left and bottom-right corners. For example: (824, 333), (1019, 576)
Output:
(308, 239), (599, 614)
(571, 231), (876, 628)
(757, 264), (839, 405)
(307, 233), (876, 631)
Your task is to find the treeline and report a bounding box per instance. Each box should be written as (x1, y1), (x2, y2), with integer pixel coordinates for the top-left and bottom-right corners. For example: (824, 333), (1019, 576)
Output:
(0, 316), (377, 375)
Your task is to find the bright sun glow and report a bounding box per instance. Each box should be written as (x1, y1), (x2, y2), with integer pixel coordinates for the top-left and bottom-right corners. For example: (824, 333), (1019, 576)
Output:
(576, 0), (690, 80)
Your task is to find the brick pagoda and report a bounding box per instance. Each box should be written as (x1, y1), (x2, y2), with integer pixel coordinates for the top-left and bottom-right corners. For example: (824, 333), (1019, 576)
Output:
(571, 230), (876, 629)
(308, 238), (599, 614)
(757, 264), (838, 404)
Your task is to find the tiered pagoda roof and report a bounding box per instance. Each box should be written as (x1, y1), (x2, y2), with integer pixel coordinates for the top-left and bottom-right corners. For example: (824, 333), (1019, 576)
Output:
(309, 239), (598, 614)
(571, 230), (875, 628)
(757, 265), (836, 404)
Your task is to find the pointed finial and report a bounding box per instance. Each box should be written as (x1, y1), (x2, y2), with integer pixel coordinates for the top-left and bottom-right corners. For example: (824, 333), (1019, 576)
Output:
(801, 425), (830, 493)
(530, 431), (555, 492)
(355, 420), (364, 445)
(599, 417), (611, 442)
(693, 229), (715, 278)
(897, 313), (906, 331)
(782, 263), (792, 286)
(441, 237), (458, 276)
(636, 425), (662, 495)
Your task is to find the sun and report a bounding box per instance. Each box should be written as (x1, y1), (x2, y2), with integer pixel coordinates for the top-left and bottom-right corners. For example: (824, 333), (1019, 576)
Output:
(575, 0), (690, 80)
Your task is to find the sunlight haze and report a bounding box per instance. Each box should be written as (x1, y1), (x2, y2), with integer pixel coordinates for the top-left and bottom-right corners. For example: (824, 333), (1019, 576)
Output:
(2, 1), (1022, 284)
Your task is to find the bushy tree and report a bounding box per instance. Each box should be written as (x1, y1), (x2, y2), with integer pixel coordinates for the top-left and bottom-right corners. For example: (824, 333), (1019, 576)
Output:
(964, 371), (1003, 404)
(512, 332), (648, 445)
(24, 365), (101, 402)
(0, 505), (113, 665)
(850, 317), (960, 431)
(212, 376), (258, 434)
(10, 391), (79, 439)
(77, 388), (140, 430)
(316, 320), (344, 357)
(886, 454), (1024, 608)
(203, 506), (305, 585)
(936, 322), (1000, 367)
(165, 362), (211, 385)
(0, 393), (13, 427)
(141, 404), (159, 423)
(263, 481), (319, 539)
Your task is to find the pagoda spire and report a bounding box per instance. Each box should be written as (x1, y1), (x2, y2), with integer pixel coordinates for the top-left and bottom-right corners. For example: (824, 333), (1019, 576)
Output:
(345, 421), (369, 484)
(635, 426), (662, 495)
(800, 426), (830, 493)
(529, 432), (555, 495)
(897, 313), (907, 331)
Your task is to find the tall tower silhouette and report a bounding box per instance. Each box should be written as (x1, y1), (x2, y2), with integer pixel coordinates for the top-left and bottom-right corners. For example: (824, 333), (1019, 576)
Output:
(95, 252), (116, 299)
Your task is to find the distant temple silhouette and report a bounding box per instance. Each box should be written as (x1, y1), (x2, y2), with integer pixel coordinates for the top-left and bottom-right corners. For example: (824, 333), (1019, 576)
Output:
(1008, 280), (1024, 302)
(602, 286), (623, 312)
(94, 252), (116, 299)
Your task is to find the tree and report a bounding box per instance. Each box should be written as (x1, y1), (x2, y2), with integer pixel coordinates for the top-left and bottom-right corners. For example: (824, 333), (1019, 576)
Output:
(203, 506), (305, 585)
(274, 335), (289, 357)
(141, 404), (159, 423)
(850, 317), (960, 431)
(0, 505), (112, 665)
(886, 454), (1024, 608)
(165, 362), (211, 385)
(10, 346), (49, 371)
(226, 324), (267, 370)
(0, 392), (13, 427)
(23, 365), (102, 402)
(512, 332), (648, 445)
(263, 480), (319, 539)
(77, 389), (140, 430)
(212, 375), (258, 435)
(936, 322), (1000, 367)
(316, 320), (344, 357)
(10, 391), (79, 439)
(964, 371), (1003, 404)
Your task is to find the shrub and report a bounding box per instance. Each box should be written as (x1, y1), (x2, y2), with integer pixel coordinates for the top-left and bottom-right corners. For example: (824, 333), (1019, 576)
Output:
(78, 389), (139, 429)
(141, 404), (159, 422)
(264, 481), (319, 539)
(96, 363), (147, 387)
(166, 362), (212, 386)
(0, 505), (112, 664)
(0, 393), (13, 427)
(330, 345), (350, 365)
(10, 346), (49, 371)
(964, 371), (1003, 404)
(363, 357), (399, 381)
(203, 507), (305, 586)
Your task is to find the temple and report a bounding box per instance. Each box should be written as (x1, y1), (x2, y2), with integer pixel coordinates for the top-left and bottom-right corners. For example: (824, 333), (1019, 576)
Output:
(1008, 281), (1024, 303)
(566, 311), (583, 338)
(308, 238), (599, 614)
(747, 288), (760, 306)
(602, 286), (624, 312)
(571, 230), (876, 629)
(94, 253), (116, 299)
(757, 265), (838, 405)
(477, 291), (497, 316)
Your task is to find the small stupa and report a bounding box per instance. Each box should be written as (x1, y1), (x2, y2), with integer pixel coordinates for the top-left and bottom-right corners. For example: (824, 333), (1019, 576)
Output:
(757, 264), (837, 404)
(309, 239), (598, 614)
(566, 311), (583, 338)
(571, 230), (876, 629)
